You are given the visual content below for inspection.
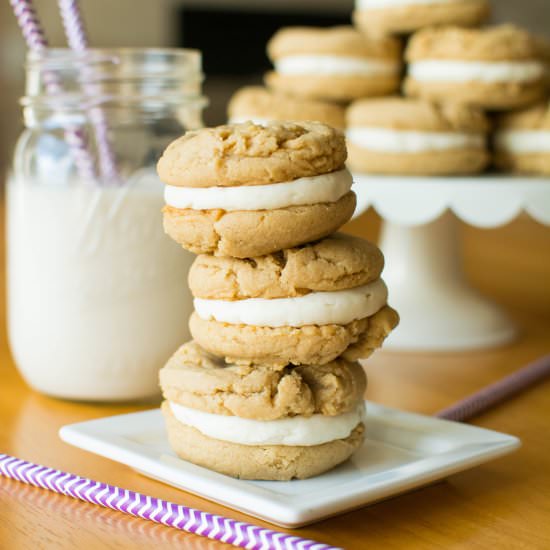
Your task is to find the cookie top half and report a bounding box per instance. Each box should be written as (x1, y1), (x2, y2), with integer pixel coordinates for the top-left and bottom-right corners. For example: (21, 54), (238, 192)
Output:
(159, 341), (366, 421)
(268, 25), (401, 61)
(495, 101), (550, 131)
(406, 24), (543, 62)
(347, 97), (490, 133)
(228, 86), (346, 129)
(188, 233), (384, 300)
(157, 121), (346, 187)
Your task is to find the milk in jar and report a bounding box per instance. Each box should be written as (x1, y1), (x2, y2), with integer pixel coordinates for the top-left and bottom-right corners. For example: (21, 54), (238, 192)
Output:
(7, 48), (206, 400)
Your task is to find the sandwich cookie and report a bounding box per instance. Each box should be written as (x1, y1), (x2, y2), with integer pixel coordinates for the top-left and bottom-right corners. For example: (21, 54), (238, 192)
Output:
(188, 233), (399, 366)
(494, 101), (550, 175)
(160, 341), (367, 480)
(405, 25), (547, 110)
(353, 0), (490, 37)
(228, 86), (346, 129)
(157, 121), (355, 258)
(346, 97), (490, 175)
(265, 26), (401, 102)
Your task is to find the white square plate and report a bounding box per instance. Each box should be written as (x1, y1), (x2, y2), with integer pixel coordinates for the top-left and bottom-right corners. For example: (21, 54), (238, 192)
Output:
(59, 402), (520, 528)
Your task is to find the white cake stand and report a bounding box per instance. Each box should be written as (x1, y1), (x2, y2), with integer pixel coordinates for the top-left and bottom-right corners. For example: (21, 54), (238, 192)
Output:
(352, 174), (550, 352)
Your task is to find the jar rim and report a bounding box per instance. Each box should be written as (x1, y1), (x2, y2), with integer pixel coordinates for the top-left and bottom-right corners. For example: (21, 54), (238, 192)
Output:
(26, 47), (203, 77)
(23, 47), (207, 112)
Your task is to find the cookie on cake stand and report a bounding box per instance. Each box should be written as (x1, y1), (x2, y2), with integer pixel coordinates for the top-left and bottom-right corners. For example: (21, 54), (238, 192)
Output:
(353, 0), (490, 37)
(265, 26), (402, 102)
(404, 25), (547, 110)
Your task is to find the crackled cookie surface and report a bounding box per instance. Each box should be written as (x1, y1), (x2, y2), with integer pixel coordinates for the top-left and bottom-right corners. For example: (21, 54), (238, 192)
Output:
(160, 341), (367, 420)
(157, 121), (346, 187)
(346, 97), (490, 175)
(158, 121), (355, 257)
(228, 86), (346, 129)
(188, 233), (384, 300)
(404, 25), (547, 110)
(159, 342), (367, 480)
(189, 306), (398, 366)
(265, 26), (401, 102)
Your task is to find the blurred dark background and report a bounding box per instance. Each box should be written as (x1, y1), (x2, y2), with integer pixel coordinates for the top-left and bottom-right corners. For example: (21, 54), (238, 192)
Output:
(2, 0), (550, 167)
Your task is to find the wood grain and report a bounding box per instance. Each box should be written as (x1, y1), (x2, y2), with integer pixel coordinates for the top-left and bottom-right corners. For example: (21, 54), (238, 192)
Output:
(1, 203), (550, 550)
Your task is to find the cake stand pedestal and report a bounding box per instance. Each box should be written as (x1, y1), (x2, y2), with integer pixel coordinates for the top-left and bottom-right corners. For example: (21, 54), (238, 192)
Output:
(352, 174), (550, 352)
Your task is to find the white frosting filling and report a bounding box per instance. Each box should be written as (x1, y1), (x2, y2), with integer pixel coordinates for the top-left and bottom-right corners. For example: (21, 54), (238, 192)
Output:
(194, 279), (387, 327)
(409, 60), (546, 83)
(275, 55), (400, 76)
(495, 130), (550, 153)
(357, 0), (461, 7)
(170, 401), (366, 446)
(164, 169), (352, 211)
(346, 127), (485, 153)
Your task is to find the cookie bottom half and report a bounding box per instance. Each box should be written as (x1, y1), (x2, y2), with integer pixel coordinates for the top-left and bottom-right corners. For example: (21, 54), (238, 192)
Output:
(347, 144), (489, 176)
(353, 1), (489, 36)
(189, 305), (399, 366)
(163, 192), (356, 258)
(162, 402), (365, 480)
(494, 151), (550, 176)
(265, 72), (400, 103)
(404, 78), (547, 110)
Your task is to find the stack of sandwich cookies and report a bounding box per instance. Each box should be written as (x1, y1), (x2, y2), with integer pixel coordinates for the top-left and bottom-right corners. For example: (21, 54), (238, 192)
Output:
(404, 25), (547, 110)
(346, 97), (490, 175)
(227, 86), (346, 129)
(265, 26), (402, 102)
(157, 121), (398, 480)
(189, 233), (398, 366)
(353, 0), (490, 37)
(494, 101), (550, 175)
(159, 342), (366, 480)
(158, 122), (356, 258)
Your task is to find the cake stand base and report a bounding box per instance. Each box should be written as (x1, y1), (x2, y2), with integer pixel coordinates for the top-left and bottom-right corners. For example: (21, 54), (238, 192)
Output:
(380, 211), (517, 351)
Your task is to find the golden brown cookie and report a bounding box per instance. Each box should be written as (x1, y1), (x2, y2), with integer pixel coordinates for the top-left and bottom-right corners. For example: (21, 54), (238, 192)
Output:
(189, 306), (399, 367)
(162, 192), (356, 258)
(188, 233), (384, 300)
(157, 121), (346, 188)
(159, 341), (367, 420)
(353, 0), (490, 37)
(265, 26), (401, 102)
(163, 402), (365, 480)
(404, 25), (547, 110)
(494, 101), (550, 175)
(158, 121), (355, 257)
(227, 86), (346, 129)
(187, 232), (397, 364)
(346, 97), (490, 175)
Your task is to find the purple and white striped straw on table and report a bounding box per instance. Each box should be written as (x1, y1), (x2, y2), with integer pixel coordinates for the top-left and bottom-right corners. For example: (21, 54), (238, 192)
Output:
(2, 357), (548, 547)
(436, 354), (550, 421)
(10, 0), (97, 182)
(57, 0), (119, 183)
(0, 454), (339, 550)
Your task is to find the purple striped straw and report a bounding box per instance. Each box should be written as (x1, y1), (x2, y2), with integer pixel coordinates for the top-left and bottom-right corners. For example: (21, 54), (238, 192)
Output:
(10, 0), (97, 182)
(436, 354), (550, 421)
(57, 0), (119, 183)
(0, 454), (339, 550)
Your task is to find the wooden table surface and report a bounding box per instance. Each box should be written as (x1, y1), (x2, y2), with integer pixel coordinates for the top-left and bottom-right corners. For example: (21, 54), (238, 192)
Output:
(1, 207), (550, 550)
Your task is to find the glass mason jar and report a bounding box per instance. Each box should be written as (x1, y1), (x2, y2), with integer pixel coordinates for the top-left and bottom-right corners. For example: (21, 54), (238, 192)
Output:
(7, 49), (206, 401)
